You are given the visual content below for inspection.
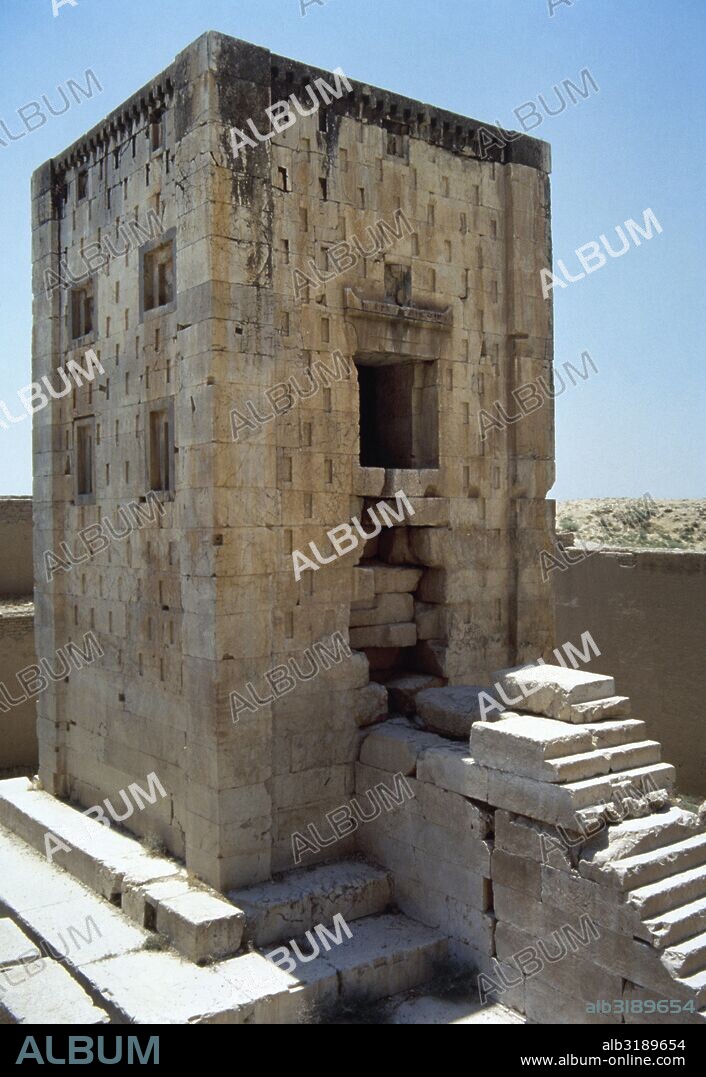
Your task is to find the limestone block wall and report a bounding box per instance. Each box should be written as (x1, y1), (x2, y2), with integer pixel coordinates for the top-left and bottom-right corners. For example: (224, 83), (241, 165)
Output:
(554, 549), (706, 796)
(210, 35), (555, 882)
(31, 37), (220, 869)
(0, 498), (36, 775)
(0, 498), (33, 597)
(0, 603), (37, 775)
(33, 31), (556, 891)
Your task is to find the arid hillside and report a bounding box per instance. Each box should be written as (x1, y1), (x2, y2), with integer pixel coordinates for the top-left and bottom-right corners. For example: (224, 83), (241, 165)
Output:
(555, 498), (705, 551)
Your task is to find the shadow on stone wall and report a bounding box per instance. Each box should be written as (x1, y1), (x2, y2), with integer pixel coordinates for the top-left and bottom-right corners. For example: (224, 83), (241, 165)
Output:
(554, 545), (705, 797)
(0, 498), (37, 775)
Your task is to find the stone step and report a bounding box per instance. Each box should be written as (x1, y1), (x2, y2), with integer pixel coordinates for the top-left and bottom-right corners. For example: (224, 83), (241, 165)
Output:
(386, 994), (524, 1024)
(643, 897), (706, 949)
(0, 908), (107, 1026)
(0, 953), (109, 1025)
(0, 823), (447, 1023)
(470, 714), (654, 783)
(542, 740), (660, 785)
(567, 763), (675, 813)
(0, 918), (41, 971)
(675, 969), (706, 1009)
(121, 877), (245, 963)
(628, 865), (706, 920)
(580, 720), (647, 749)
(561, 696), (632, 724)
(0, 778), (181, 901)
(76, 912), (448, 1024)
(228, 859), (394, 947)
(581, 807), (702, 865)
(471, 714), (598, 769)
(0, 823), (150, 987)
(486, 760), (675, 830)
(662, 931), (706, 979)
(581, 834), (706, 892)
(0, 779), (245, 963)
(492, 664), (616, 721)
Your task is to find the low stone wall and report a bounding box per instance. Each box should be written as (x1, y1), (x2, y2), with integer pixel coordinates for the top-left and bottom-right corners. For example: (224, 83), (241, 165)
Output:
(0, 497), (36, 775)
(0, 602), (37, 775)
(0, 497), (33, 598)
(554, 547), (706, 797)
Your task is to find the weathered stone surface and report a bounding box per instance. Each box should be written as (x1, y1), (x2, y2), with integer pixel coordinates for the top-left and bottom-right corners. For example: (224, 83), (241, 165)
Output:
(359, 720), (441, 776)
(368, 563), (424, 594)
(662, 932), (706, 979)
(154, 890), (245, 963)
(471, 713), (596, 770)
(388, 995), (523, 1024)
(351, 566), (375, 604)
(494, 811), (575, 872)
(622, 982), (706, 1025)
(413, 779), (492, 838)
(494, 664), (615, 720)
(580, 806), (701, 866)
(492, 850), (542, 899)
(579, 833), (706, 893)
(30, 31), (556, 892)
(229, 860), (393, 947)
(80, 950), (252, 1024)
(495, 921), (623, 1003)
(524, 979), (620, 1025)
(0, 919), (40, 970)
(350, 681), (389, 728)
(385, 674), (444, 716)
(319, 913), (447, 1000)
(0, 959), (109, 1025)
(417, 743), (490, 801)
(349, 593), (414, 628)
(565, 696), (631, 723)
(541, 865), (644, 936)
(402, 499), (450, 527)
(642, 897), (706, 949)
(0, 827), (148, 970)
(487, 762), (675, 828)
(0, 778), (182, 901)
(415, 686), (488, 739)
(627, 865), (706, 921)
(349, 623), (417, 649)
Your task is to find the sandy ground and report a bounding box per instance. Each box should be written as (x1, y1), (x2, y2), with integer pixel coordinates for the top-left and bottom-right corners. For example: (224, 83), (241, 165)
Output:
(555, 498), (705, 551)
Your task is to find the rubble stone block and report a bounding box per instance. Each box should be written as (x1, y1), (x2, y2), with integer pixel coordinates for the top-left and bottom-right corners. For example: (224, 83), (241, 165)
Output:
(415, 686), (488, 739)
(359, 720), (441, 775)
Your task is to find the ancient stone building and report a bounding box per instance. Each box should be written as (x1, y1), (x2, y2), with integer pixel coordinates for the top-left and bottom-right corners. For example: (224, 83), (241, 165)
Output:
(13, 31), (706, 1025)
(32, 32), (554, 890)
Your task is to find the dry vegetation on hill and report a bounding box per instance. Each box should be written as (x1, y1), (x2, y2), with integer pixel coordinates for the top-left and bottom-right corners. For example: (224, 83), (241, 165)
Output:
(555, 499), (705, 551)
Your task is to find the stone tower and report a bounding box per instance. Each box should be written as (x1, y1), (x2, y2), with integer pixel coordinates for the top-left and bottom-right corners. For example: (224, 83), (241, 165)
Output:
(32, 32), (555, 891)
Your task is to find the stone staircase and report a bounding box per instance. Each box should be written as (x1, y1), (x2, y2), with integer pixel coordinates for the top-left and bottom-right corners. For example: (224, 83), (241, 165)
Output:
(408, 663), (706, 1021)
(0, 778), (508, 1024)
(4, 660), (702, 1023)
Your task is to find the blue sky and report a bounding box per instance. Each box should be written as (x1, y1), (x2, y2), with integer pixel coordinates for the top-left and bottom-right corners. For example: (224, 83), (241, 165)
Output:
(0, 0), (703, 498)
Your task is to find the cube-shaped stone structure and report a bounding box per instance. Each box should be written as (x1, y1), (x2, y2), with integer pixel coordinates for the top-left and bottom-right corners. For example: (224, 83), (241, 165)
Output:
(32, 32), (555, 890)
